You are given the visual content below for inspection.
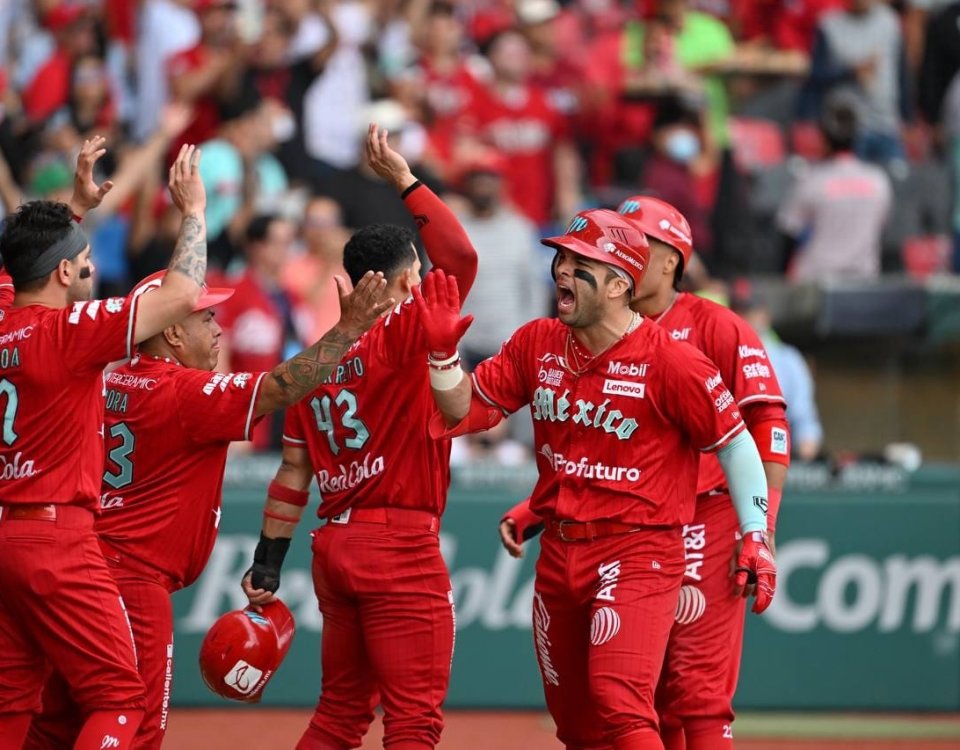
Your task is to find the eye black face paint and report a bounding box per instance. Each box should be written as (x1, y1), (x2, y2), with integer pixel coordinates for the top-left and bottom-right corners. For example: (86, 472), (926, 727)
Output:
(574, 268), (598, 290)
(79, 266), (92, 279)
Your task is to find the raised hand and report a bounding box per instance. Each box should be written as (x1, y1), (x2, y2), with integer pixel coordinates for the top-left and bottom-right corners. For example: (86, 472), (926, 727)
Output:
(365, 122), (416, 191)
(168, 144), (205, 215)
(411, 268), (474, 359)
(335, 271), (396, 338)
(734, 531), (777, 614)
(69, 135), (114, 217)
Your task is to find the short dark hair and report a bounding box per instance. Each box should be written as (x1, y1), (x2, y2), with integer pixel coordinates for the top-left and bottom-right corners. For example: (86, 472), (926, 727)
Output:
(245, 213), (283, 244)
(820, 99), (858, 153)
(218, 83), (261, 125)
(343, 224), (416, 287)
(0, 200), (76, 292)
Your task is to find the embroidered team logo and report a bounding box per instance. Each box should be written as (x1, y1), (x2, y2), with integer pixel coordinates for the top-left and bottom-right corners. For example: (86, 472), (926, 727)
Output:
(618, 200), (640, 215)
(675, 585), (707, 625)
(567, 216), (589, 233)
(590, 607), (621, 646)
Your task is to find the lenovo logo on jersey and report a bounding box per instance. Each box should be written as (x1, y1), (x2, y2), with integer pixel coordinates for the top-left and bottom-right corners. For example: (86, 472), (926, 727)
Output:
(738, 345), (767, 360)
(606, 361), (649, 378)
(223, 660), (265, 696)
(671, 328), (691, 341)
(602, 379), (645, 399)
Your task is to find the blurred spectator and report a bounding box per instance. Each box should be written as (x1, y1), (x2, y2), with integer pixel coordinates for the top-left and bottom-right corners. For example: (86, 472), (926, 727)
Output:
(517, 0), (583, 117)
(167, 0), (244, 162)
(244, 4), (337, 186)
(731, 281), (823, 462)
(777, 95), (891, 281)
(282, 194), (350, 341)
(456, 153), (544, 366)
(199, 88), (288, 267)
(638, 97), (714, 257)
(217, 214), (310, 450)
(803, 0), (912, 164)
(47, 53), (121, 151)
(462, 28), (580, 226)
(904, 0), (956, 72)
(732, 0), (843, 53)
(22, 3), (100, 123)
(135, 0), (199, 140)
(317, 100), (442, 233)
(396, 0), (484, 179)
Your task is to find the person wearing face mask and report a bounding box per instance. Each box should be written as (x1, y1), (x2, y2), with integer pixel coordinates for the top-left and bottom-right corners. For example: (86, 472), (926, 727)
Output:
(640, 96), (714, 259)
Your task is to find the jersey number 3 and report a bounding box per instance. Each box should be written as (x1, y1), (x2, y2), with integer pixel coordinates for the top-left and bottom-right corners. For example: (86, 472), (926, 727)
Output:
(103, 422), (136, 489)
(310, 390), (369, 456)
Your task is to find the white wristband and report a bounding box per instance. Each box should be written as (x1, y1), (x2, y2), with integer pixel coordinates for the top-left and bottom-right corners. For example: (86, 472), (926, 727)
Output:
(428, 351), (460, 367)
(429, 364), (465, 391)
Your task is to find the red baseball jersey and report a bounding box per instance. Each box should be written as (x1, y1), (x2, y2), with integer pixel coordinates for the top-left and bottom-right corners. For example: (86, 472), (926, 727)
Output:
(283, 297), (451, 519)
(470, 318), (745, 526)
(0, 270), (13, 308)
(96, 355), (266, 590)
(0, 296), (141, 508)
(652, 293), (785, 496)
(413, 57), (485, 164)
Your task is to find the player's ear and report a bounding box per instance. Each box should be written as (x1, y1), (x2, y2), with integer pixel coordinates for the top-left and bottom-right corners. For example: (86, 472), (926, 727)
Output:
(663, 249), (680, 278)
(55, 258), (72, 288)
(162, 323), (183, 348)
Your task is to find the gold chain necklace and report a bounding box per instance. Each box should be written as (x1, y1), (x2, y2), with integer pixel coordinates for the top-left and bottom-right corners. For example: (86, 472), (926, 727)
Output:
(564, 313), (641, 376)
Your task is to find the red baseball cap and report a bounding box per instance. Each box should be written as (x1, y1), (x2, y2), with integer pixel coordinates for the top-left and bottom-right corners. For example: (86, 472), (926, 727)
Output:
(541, 209), (650, 292)
(131, 270), (234, 312)
(44, 2), (89, 32)
(616, 196), (693, 274)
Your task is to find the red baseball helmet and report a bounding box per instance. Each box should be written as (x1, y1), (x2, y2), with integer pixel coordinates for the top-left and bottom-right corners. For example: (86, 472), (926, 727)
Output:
(130, 270), (234, 312)
(198, 600), (296, 703)
(541, 209), (650, 292)
(616, 196), (693, 276)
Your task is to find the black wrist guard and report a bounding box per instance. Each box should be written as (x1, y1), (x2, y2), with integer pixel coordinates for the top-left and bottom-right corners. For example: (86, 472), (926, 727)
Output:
(250, 532), (291, 593)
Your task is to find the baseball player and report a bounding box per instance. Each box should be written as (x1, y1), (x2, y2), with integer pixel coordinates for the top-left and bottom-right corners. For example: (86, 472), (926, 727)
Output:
(240, 125), (478, 750)
(25, 267), (393, 750)
(0, 140), (210, 750)
(500, 198), (791, 750)
(416, 208), (776, 750)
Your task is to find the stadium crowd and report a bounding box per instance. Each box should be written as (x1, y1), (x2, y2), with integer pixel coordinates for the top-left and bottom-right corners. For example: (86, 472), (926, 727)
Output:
(0, 0), (957, 454)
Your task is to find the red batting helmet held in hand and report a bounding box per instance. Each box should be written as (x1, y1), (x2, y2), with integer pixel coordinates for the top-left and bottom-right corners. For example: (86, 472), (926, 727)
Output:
(541, 209), (650, 292)
(616, 196), (693, 276)
(198, 600), (295, 703)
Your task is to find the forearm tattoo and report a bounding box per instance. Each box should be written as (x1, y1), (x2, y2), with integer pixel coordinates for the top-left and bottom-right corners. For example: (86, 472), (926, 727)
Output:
(168, 213), (207, 286)
(269, 326), (357, 405)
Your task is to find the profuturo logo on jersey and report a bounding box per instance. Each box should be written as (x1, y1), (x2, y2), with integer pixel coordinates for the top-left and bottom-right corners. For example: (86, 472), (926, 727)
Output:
(539, 444), (641, 483)
(0, 451), (39, 480)
(590, 607), (621, 646)
(316, 454), (385, 494)
(675, 585), (706, 624)
(224, 660), (265, 696)
(533, 592), (559, 686)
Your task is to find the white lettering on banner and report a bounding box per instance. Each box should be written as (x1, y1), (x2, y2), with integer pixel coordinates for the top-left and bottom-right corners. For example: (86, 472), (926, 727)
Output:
(0, 326), (32, 345)
(602, 379), (645, 399)
(766, 540), (960, 634)
(0, 451), (38, 480)
(596, 560), (621, 602)
(316, 454), (385, 494)
(671, 328), (691, 341)
(532, 592), (559, 685)
(682, 523), (706, 581)
(742, 363), (772, 379)
(540, 444), (641, 483)
(532, 387), (639, 440)
(607, 361), (649, 378)
(106, 372), (157, 390)
(738, 345), (767, 360)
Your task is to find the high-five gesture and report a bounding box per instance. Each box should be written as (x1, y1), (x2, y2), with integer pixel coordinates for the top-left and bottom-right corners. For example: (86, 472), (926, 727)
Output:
(168, 144), (206, 216)
(69, 136), (114, 217)
(734, 531), (777, 614)
(412, 269), (474, 360)
(365, 122), (417, 192)
(335, 271), (396, 338)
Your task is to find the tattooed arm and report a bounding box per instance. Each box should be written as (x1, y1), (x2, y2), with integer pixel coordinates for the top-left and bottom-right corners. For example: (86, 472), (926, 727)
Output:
(133, 144), (208, 343)
(253, 272), (395, 416)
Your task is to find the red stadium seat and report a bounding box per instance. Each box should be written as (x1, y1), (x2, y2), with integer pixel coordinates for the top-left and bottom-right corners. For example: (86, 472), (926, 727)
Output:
(902, 235), (952, 278)
(790, 121), (826, 161)
(728, 118), (786, 171)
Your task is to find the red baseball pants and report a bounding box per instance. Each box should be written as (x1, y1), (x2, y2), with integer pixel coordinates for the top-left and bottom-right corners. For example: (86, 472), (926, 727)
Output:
(656, 494), (746, 750)
(0, 506), (145, 749)
(298, 518), (455, 750)
(532, 525), (685, 750)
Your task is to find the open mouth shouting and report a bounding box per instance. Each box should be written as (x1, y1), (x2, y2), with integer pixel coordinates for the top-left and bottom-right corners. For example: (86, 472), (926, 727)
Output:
(556, 279), (576, 315)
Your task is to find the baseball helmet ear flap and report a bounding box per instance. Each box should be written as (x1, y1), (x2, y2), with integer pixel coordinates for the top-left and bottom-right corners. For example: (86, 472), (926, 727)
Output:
(198, 600), (296, 703)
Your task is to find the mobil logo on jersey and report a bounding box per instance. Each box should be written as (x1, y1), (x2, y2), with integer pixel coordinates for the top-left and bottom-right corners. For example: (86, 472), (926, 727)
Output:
(531, 386), (638, 440)
(601, 361), (648, 400)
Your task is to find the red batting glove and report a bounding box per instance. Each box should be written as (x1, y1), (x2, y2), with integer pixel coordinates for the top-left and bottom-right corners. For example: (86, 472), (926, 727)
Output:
(412, 269), (474, 359)
(734, 531), (777, 614)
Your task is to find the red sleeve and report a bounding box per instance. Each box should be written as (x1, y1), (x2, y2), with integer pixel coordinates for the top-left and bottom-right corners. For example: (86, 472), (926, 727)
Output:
(22, 55), (70, 121)
(470, 323), (536, 416)
(700, 305), (785, 409)
(282, 400), (308, 447)
(167, 48), (197, 82)
(0, 271), (14, 309)
(502, 497), (543, 541)
(743, 401), (791, 467)
(659, 341), (746, 453)
(55, 295), (142, 372)
(175, 369), (267, 444)
(428, 396), (504, 439)
(403, 183), (478, 301)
